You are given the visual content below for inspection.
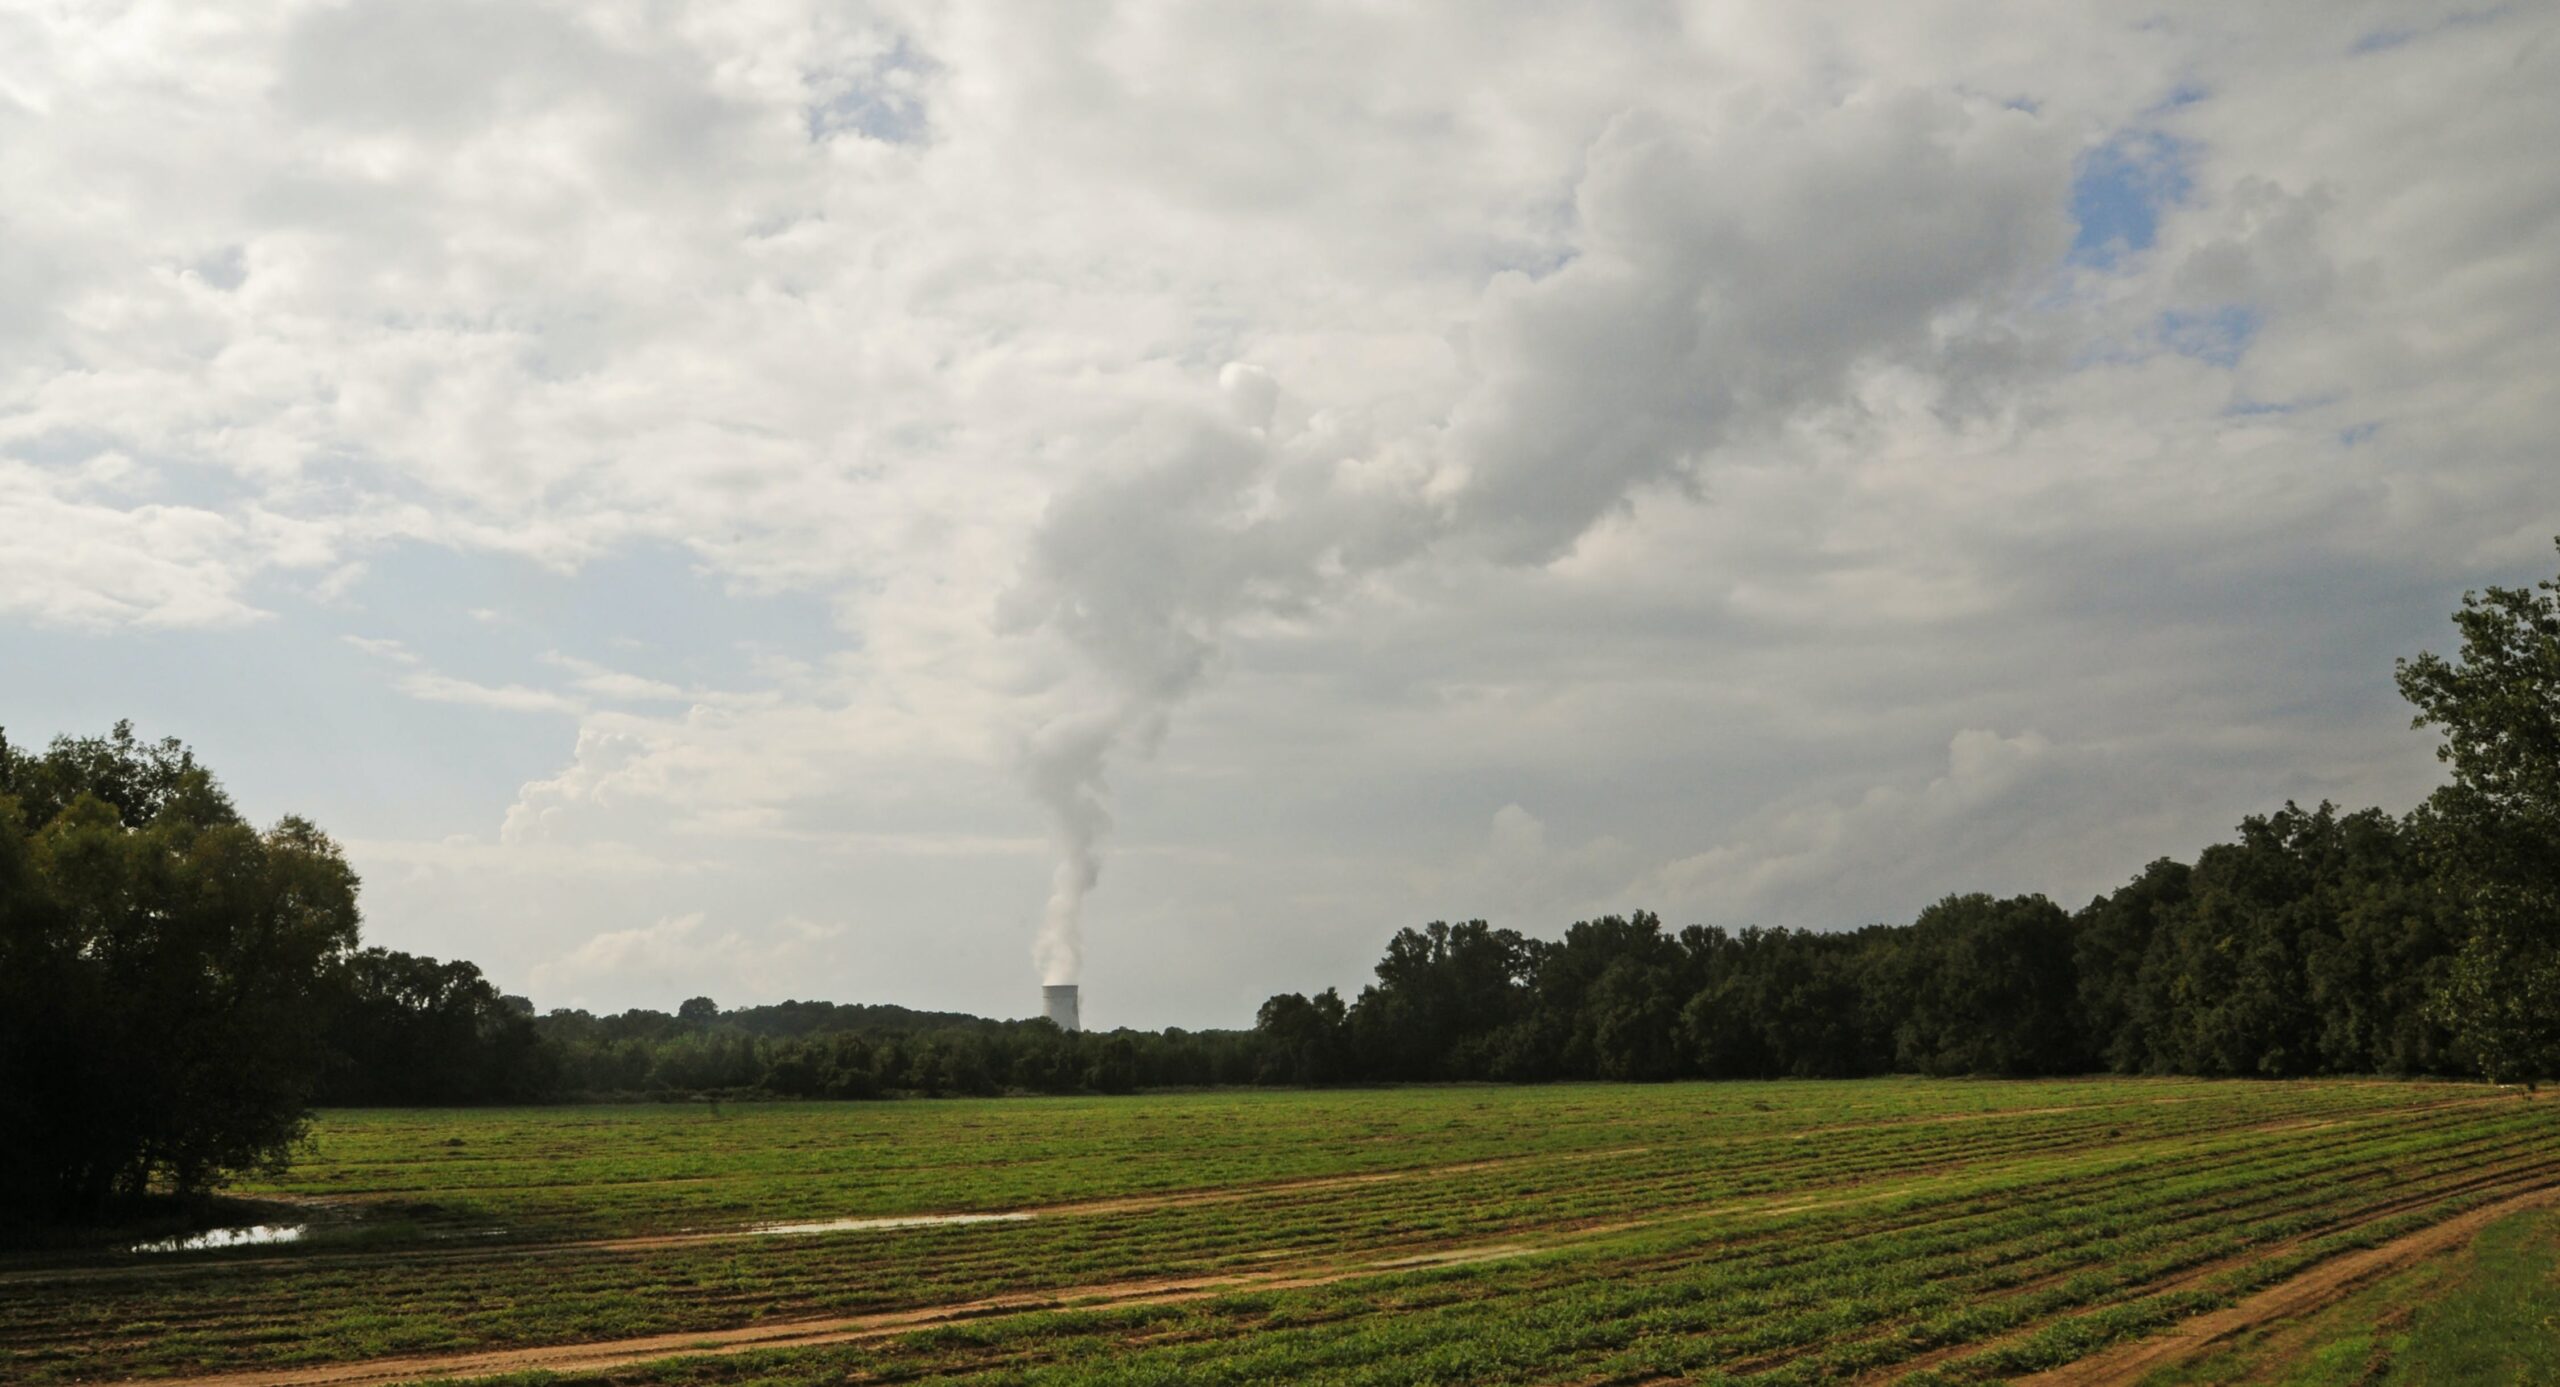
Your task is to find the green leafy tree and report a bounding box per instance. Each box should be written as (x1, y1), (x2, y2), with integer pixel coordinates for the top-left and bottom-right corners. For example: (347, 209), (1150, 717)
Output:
(320, 948), (554, 1104)
(1084, 1034), (1140, 1094)
(1531, 913), (1684, 1081)
(1252, 988), (1347, 1085)
(2071, 859), (2190, 1072)
(2431, 918), (2560, 1086)
(2399, 540), (2560, 1084)
(0, 724), (360, 1221)
(1345, 920), (1540, 1080)
(1676, 927), (1884, 1079)
(1889, 894), (2080, 1076)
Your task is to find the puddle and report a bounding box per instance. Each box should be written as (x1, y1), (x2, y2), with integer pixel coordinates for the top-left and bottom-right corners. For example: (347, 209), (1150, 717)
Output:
(748, 1213), (1033, 1237)
(132, 1224), (307, 1254)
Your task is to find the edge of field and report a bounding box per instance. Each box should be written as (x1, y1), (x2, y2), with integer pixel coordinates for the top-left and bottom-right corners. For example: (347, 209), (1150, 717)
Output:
(95, 1106), (2560, 1387)
(2009, 1182), (2560, 1386)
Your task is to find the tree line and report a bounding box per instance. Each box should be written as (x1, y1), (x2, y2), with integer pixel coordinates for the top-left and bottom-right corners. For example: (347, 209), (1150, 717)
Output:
(320, 968), (1263, 1105)
(4, 543), (2554, 1224)
(1253, 806), (2454, 1087)
(1255, 551), (2560, 1089)
(345, 808), (2481, 1101)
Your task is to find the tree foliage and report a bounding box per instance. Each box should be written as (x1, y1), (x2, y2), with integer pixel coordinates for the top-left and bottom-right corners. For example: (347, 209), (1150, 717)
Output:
(318, 948), (552, 1105)
(2397, 538), (2560, 1084)
(0, 723), (360, 1221)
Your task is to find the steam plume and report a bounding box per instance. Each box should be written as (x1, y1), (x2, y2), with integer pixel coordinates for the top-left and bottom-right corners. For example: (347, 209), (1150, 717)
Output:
(1023, 706), (1121, 985)
(1002, 93), (2069, 984)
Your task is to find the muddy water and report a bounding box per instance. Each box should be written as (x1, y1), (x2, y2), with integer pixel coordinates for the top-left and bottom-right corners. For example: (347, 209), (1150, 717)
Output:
(127, 1211), (1028, 1256)
(747, 1213), (1033, 1237)
(132, 1224), (307, 1253)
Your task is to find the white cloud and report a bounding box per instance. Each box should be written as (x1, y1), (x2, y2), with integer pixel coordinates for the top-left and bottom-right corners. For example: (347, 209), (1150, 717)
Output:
(395, 672), (582, 715)
(333, 633), (591, 718)
(542, 651), (690, 703)
(341, 634), (419, 664)
(1451, 803), (1641, 927)
(5, 2), (2554, 1020)
(1, 462), (275, 628)
(502, 725), (654, 843)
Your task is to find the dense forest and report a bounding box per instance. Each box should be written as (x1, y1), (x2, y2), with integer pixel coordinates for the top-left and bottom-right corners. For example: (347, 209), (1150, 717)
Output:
(3, 545), (2554, 1222)
(1252, 814), (2457, 1087)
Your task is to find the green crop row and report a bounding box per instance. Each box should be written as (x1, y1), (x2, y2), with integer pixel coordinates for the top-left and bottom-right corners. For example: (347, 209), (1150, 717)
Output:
(0, 1079), (2547, 1386)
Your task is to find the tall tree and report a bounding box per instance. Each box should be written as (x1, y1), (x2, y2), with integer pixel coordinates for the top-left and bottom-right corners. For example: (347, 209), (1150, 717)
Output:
(1345, 920), (1539, 1080)
(1253, 989), (1347, 1085)
(1889, 894), (2080, 1076)
(1523, 913), (1687, 1081)
(2072, 859), (2190, 1073)
(0, 724), (361, 1220)
(320, 948), (554, 1105)
(2398, 539), (2560, 1083)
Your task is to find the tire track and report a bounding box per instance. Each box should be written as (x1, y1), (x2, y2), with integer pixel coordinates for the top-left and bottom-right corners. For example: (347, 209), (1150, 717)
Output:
(1852, 1160), (2560, 1383)
(2014, 1181), (2560, 1386)
(100, 1240), (1549, 1387)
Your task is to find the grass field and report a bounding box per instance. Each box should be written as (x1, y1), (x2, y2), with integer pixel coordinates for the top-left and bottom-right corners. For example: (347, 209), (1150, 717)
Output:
(4, 1079), (2554, 1386)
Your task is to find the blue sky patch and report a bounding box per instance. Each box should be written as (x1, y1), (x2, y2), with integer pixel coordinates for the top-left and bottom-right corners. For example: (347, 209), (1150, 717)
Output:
(0, 618), (564, 837)
(334, 539), (840, 696)
(2069, 130), (2197, 269)
(807, 37), (934, 144)
(2161, 305), (2262, 366)
(2155, 81), (2210, 110)
(2352, 8), (2502, 56)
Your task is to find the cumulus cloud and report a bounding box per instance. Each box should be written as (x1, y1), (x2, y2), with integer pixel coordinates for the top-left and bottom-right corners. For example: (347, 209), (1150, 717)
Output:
(1456, 804), (1642, 926)
(502, 726), (661, 844)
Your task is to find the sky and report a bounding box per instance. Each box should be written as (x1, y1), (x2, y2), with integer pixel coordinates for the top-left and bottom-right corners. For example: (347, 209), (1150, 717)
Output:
(3, 2), (2555, 1029)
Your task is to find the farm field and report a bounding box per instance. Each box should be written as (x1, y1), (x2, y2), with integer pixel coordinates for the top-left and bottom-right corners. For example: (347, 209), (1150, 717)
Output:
(4, 1078), (2555, 1387)
(2136, 1202), (2560, 1386)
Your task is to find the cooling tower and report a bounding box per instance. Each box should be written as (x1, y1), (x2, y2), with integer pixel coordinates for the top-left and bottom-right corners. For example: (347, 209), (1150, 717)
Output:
(1042, 983), (1081, 1032)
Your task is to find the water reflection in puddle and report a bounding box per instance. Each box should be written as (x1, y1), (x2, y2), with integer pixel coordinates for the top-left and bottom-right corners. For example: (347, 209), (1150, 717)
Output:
(132, 1224), (307, 1253)
(749, 1213), (1032, 1237)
